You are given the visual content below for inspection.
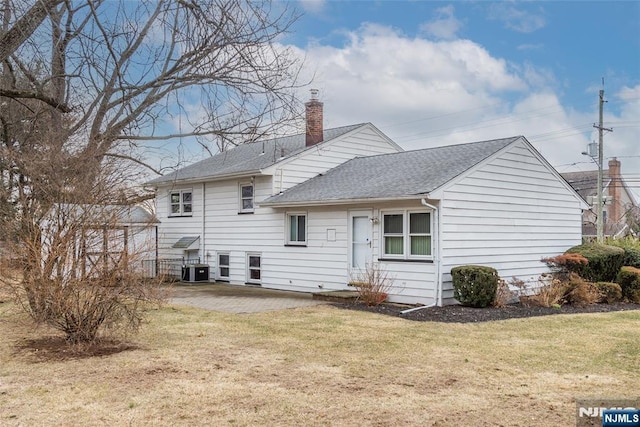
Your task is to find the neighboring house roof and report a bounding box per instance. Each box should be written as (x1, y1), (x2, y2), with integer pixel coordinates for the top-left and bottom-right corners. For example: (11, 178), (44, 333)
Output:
(261, 136), (520, 206)
(53, 204), (159, 225)
(561, 169), (611, 201)
(561, 169), (637, 205)
(146, 123), (369, 186)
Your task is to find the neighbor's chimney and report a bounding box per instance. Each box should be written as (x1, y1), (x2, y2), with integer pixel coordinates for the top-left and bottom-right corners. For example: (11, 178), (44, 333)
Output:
(608, 157), (622, 224)
(305, 89), (323, 147)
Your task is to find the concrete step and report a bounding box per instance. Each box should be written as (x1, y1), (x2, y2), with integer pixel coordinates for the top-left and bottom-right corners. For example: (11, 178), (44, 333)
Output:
(312, 290), (359, 303)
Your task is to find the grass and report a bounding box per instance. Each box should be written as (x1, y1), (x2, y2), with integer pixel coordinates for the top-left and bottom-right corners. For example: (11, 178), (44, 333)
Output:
(1, 296), (639, 426)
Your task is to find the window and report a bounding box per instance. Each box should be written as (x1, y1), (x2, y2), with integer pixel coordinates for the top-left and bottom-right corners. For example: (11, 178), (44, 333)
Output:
(218, 253), (230, 280)
(382, 211), (432, 259)
(383, 214), (404, 255)
(247, 253), (261, 284)
(409, 212), (431, 256)
(239, 183), (254, 213)
(287, 213), (307, 245)
(169, 189), (192, 216)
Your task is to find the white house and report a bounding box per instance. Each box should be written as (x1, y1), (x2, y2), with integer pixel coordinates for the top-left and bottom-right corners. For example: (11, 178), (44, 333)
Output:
(562, 158), (639, 237)
(146, 95), (587, 305)
(41, 204), (158, 279)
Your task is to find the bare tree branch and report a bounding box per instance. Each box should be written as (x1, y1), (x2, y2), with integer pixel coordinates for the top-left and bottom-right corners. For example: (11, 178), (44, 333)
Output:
(0, 88), (71, 112)
(0, 0), (65, 62)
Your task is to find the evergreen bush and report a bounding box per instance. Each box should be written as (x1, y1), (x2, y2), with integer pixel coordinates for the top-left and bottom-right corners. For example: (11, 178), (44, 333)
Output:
(595, 282), (623, 303)
(615, 266), (640, 303)
(451, 265), (499, 308)
(565, 244), (625, 282)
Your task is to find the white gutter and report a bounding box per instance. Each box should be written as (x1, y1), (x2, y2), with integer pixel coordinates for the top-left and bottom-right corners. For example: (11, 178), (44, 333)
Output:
(148, 169), (264, 188)
(421, 198), (443, 307)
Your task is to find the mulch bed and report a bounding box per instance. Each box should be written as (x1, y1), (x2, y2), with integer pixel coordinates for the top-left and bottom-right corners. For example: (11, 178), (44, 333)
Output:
(335, 301), (640, 323)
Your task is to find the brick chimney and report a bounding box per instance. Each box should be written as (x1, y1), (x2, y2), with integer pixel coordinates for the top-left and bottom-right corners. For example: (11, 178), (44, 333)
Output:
(608, 157), (622, 224)
(305, 89), (323, 147)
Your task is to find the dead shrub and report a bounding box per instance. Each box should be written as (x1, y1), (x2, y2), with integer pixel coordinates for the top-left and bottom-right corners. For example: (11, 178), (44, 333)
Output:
(350, 263), (395, 306)
(542, 253), (589, 281)
(493, 279), (515, 308)
(564, 273), (600, 307)
(516, 278), (568, 308)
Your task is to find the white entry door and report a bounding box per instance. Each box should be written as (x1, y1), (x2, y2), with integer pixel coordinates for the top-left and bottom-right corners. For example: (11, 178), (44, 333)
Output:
(351, 212), (372, 271)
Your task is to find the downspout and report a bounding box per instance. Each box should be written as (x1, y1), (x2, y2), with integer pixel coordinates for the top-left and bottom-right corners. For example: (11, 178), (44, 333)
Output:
(202, 182), (206, 266)
(400, 198), (441, 315)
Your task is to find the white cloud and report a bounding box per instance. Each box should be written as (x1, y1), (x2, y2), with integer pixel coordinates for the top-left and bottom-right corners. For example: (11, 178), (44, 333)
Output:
(291, 23), (639, 186)
(487, 3), (546, 33)
(298, 0), (326, 14)
(419, 5), (463, 40)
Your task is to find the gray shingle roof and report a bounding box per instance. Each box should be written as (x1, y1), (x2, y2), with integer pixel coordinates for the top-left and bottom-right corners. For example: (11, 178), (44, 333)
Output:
(55, 204), (158, 224)
(261, 136), (520, 205)
(561, 169), (611, 201)
(147, 124), (366, 185)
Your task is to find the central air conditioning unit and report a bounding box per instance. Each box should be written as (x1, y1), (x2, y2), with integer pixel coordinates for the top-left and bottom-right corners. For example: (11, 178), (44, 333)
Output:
(181, 264), (210, 282)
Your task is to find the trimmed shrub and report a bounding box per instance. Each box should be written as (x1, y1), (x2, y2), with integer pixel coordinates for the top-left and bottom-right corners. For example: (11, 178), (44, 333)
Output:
(622, 248), (640, 268)
(565, 244), (625, 282)
(595, 282), (623, 303)
(606, 237), (640, 268)
(452, 265), (499, 308)
(615, 266), (640, 303)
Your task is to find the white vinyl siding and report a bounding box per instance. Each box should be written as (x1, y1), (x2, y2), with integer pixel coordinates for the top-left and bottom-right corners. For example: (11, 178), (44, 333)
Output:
(439, 140), (584, 304)
(271, 125), (401, 194)
(156, 185), (202, 261)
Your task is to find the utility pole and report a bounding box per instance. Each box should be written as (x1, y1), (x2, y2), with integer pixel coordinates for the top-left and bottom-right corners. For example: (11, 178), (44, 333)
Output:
(593, 86), (613, 243)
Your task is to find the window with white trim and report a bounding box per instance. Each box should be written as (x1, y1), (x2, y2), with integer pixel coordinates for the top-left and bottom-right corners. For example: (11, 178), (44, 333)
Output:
(169, 189), (192, 216)
(218, 252), (230, 280)
(239, 183), (254, 213)
(246, 253), (261, 284)
(286, 213), (307, 245)
(382, 211), (432, 259)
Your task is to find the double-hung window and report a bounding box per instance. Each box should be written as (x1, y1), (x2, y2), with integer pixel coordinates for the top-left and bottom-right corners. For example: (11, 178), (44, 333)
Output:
(246, 253), (261, 284)
(218, 253), (230, 280)
(239, 183), (254, 213)
(169, 189), (192, 216)
(286, 213), (307, 245)
(382, 211), (432, 259)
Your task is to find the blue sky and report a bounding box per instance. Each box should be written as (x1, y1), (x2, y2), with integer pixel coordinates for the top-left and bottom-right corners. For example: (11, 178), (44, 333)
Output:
(278, 1), (640, 198)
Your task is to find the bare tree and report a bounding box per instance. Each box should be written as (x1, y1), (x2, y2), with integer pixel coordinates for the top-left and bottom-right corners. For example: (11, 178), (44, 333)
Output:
(0, 0), (304, 343)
